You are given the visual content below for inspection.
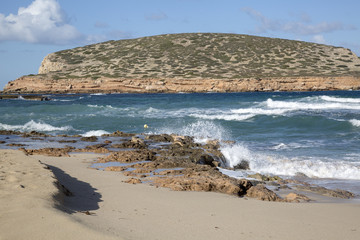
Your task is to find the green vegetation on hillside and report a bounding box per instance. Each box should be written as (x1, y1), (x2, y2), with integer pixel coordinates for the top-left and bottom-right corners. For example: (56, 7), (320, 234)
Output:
(40, 33), (360, 80)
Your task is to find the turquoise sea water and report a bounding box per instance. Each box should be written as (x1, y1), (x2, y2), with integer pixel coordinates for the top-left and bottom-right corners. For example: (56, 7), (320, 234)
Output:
(1, 91), (360, 194)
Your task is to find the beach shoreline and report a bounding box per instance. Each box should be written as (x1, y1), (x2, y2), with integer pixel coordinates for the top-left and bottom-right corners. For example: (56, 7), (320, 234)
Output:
(1, 149), (359, 240)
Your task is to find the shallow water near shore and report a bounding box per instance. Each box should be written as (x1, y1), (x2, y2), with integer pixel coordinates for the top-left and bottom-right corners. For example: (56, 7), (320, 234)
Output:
(1, 91), (360, 195)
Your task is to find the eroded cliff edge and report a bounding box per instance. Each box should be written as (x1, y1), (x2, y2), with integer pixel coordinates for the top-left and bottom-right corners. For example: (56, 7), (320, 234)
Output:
(4, 33), (360, 93)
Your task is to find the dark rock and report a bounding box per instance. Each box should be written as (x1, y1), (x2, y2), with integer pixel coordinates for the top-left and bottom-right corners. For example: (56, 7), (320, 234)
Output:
(145, 134), (173, 142)
(103, 130), (135, 137)
(22, 131), (49, 138)
(6, 143), (27, 147)
(233, 160), (250, 170)
(0, 130), (22, 135)
(58, 139), (77, 143)
(193, 154), (218, 167)
(80, 136), (98, 142)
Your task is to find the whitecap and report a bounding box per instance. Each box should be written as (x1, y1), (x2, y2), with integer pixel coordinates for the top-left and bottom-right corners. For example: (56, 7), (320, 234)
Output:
(321, 96), (360, 103)
(81, 130), (110, 137)
(190, 113), (255, 121)
(0, 120), (72, 132)
(349, 119), (360, 127)
(266, 98), (360, 111)
(271, 143), (288, 150)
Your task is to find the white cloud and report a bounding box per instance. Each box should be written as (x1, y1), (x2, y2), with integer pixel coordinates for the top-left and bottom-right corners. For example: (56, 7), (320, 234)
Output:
(312, 34), (326, 44)
(0, 0), (82, 44)
(242, 7), (356, 36)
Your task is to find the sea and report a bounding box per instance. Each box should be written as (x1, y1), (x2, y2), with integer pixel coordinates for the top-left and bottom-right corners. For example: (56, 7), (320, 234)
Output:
(1, 91), (360, 195)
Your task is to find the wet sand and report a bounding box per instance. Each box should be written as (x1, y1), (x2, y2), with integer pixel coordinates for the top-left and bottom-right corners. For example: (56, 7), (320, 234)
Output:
(1, 149), (359, 240)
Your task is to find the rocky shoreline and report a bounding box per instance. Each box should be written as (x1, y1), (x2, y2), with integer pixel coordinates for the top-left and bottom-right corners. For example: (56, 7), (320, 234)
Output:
(3, 75), (360, 94)
(0, 129), (355, 202)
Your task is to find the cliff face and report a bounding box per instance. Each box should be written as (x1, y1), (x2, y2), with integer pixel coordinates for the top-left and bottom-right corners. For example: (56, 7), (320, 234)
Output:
(4, 75), (360, 93)
(4, 33), (360, 93)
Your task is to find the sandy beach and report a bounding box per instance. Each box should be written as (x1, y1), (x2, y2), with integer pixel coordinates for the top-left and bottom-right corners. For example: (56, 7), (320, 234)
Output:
(1, 149), (359, 240)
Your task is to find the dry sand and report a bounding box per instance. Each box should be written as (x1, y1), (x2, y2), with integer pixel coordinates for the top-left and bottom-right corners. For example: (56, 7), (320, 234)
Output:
(1, 149), (359, 240)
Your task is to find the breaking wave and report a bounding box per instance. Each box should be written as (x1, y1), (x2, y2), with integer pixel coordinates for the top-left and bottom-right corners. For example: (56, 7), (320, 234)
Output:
(155, 120), (230, 143)
(321, 96), (360, 103)
(221, 143), (360, 180)
(81, 130), (110, 137)
(0, 120), (72, 132)
(266, 98), (360, 111)
(349, 119), (360, 127)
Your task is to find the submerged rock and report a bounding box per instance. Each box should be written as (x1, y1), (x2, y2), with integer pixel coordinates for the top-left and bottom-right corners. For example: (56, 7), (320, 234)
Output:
(103, 130), (135, 137)
(233, 160), (250, 170)
(80, 136), (98, 142)
(295, 185), (354, 199)
(22, 131), (50, 138)
(145, 134), (173, 142)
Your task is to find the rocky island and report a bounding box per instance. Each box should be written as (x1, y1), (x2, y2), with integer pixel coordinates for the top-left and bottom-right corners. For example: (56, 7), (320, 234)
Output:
(3, 33), (360, 93)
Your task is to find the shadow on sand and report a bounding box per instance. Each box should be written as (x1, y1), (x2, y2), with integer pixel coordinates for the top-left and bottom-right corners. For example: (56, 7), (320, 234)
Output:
(47, 164), (102, 213)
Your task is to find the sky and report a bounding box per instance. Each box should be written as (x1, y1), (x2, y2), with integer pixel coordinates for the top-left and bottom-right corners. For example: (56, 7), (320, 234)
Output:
(1, 0), (360, 90)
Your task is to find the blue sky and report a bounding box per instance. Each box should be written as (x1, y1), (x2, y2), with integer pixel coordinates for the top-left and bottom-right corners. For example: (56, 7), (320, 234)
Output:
(1, 0), (360, 89)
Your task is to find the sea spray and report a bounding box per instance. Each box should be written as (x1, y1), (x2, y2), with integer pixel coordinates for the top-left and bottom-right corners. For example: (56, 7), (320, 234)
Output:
(220, 143), (360, 180)
(155, 120), (230, 143)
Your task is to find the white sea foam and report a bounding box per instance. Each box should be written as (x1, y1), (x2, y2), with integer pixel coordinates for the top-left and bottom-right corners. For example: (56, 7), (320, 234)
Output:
(81, 130), (110, 137)
(321, 96), (360, 103)
(0, 120), (72, 132)
(271, 143), (288, 150)
(230, 108), (288, 115)
(270, 142), (306, 150)
(349, 119), (360, 127)
(145, 107), (160, 113)
(53, 99), (74, 102)
(189, 107), (288, 122)
(266, 98), (360, 111)
(190, 113), (255, 121)
(221, 143), (360, 180)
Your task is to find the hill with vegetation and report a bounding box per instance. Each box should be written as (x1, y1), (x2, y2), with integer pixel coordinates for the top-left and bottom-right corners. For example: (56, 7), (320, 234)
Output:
(4, 33), (360, 93)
